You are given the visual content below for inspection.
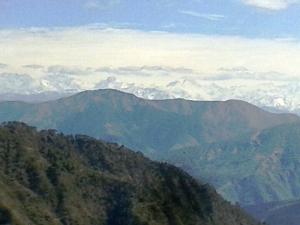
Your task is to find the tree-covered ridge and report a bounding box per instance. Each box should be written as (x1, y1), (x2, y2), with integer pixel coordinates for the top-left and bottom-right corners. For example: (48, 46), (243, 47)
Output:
(0, 89), (299, 205)
(0, 122), (260, 225)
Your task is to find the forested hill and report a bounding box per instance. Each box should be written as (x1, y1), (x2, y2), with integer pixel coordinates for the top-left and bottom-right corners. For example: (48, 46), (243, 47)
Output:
(0, 122), (260, 225)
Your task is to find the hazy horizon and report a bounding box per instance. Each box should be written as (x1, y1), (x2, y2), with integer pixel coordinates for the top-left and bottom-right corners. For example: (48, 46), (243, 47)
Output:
(1, 0), (300, 112)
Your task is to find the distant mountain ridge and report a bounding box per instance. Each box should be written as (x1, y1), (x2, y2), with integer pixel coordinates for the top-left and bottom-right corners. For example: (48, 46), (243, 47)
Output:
(0, 122), (260, 225)
(0, 89), (299, 205)
(2, 72), (300, 115)
(0, 91), (74, 103)
(246, 199), (300, 225)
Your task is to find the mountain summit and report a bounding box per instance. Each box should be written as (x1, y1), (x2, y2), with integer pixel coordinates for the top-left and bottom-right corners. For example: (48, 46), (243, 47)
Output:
(0, 89), (299, 205)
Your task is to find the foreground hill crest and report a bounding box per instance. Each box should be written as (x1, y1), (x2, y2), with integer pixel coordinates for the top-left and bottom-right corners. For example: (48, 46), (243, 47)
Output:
(0, 122), (260, 225)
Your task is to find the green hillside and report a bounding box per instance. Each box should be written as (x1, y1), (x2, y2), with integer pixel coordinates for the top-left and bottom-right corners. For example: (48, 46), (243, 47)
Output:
(0, 89), (299, 205)
(0, 122), (260, 225)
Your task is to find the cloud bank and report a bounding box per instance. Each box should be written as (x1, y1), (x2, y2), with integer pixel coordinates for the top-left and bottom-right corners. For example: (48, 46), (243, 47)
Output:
(0, 23), (300, 111)
(1, 25), (300, 81)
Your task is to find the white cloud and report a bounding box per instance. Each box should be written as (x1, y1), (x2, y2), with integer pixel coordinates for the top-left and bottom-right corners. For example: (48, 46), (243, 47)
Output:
(179, 10), (225, 21)
(84, 0), (120, 10)
(1, 25), (300, 87)
(242, 0), (300, 10)
(96, 66), (193, 76)
(1, 25), (300, 110)
(47, 65), (94, 76)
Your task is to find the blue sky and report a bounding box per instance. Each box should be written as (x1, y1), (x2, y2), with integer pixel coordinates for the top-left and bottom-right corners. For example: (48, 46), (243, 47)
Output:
(1, 0), (300, 109)
(1, 0), (300, 38)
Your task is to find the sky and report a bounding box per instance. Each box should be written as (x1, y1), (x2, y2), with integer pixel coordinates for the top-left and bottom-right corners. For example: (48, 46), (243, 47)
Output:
(1, 0), (300, 37)
(1, 0), (300, 110)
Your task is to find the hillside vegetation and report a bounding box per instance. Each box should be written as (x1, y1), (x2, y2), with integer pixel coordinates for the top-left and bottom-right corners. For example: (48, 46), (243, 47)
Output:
(0, 89), (299, 205)
(0, 122), (260, 225)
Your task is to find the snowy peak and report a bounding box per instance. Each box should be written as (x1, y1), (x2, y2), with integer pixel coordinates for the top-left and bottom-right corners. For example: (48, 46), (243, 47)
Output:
(1, 72), (300, 114)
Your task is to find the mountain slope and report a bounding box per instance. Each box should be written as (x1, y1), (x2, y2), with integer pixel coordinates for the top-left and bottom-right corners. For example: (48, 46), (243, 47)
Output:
(169, 122), (300, 204)
(245, 199), (300, 225)
(0, 89), (299, 205)
(0, 122), (260, 225)
(0, 89), (297, 147)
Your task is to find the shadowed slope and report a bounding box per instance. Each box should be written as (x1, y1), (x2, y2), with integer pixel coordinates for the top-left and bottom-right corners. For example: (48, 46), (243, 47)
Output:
(0, 122), (260, 225)
(246, 199), (300, 225)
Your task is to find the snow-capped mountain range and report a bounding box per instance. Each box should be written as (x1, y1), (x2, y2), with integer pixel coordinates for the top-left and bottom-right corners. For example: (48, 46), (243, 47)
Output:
(96, 77), (300, 115)
(1, 70), (300, 115)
